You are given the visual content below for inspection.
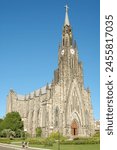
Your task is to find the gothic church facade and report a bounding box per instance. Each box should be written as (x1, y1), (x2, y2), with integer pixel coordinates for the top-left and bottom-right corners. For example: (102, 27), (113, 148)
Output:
(6, 6), (95, 138)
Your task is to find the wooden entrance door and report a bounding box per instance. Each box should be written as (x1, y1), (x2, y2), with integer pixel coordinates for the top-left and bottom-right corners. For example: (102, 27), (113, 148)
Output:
(71, 120), (78, 136)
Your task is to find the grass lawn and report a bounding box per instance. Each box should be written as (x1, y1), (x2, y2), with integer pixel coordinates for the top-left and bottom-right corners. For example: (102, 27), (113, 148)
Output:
(30, 143), (100, 150)
(10, 141), (100, 150)
(55, 144), (100, 150)
(1, 137), (99, 150)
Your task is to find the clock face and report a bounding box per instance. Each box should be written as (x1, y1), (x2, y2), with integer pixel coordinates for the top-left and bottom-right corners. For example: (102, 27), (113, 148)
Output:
(61, 49), (64, 55)
(70, 48), (75, 54)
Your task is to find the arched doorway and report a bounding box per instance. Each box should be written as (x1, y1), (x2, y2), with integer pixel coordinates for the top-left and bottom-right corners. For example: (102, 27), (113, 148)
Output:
(71, 120), (78, 136)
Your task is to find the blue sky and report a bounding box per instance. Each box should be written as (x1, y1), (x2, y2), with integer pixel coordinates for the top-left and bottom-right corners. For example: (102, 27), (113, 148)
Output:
(0, 0), (100, 120)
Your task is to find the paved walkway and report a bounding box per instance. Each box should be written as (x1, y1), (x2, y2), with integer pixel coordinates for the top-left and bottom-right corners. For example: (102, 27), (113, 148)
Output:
(0, 143), (50, 150)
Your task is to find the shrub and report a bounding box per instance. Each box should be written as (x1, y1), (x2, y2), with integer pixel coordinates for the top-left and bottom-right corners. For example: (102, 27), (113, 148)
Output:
(48, 131), (67, 142)
(1, 129), (15, 138)
(61, 137), (100, 145)
(48, 132), (60, 140)
(27, 138), (45, 145)
(93, 131), (100, 137)
(44, 138), (54, 147)
(35, 127), (42, 137)
(25, 132), (66, 147)
(15, 129), (23, 138)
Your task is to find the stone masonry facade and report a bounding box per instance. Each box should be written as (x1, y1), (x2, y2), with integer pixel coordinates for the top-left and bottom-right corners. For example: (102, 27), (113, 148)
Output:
(6, 6), (95, 138)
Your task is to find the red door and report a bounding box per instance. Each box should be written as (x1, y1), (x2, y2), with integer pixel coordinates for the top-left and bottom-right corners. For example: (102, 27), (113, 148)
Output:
(71, 120), (78, 136)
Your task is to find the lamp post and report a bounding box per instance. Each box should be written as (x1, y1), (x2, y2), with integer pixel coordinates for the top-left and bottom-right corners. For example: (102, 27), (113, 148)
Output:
(55, 107), (60, 150)
(57, 113), (60, 150)
(24, 128), (27, 140)
(58, 129), (60, 150)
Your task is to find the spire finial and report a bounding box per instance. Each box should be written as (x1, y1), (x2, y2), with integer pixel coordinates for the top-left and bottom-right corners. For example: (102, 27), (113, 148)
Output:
(65, 4), (69, 12)
(64, 4), (70, 26)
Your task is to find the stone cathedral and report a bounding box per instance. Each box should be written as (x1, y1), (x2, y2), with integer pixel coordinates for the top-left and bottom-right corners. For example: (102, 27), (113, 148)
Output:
(6, 6), (95, 138)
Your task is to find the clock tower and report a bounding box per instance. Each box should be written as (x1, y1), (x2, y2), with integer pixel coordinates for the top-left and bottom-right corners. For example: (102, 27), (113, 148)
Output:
(58, 5), (81, 85)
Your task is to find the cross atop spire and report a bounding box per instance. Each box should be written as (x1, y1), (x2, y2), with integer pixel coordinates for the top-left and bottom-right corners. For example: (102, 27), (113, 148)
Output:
(64, 4), (70, 26)
(65, 4), (69, 12)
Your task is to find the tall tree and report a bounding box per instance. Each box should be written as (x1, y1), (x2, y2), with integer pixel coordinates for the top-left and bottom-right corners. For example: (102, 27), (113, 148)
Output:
(0, 112), (23, 132)
(0, 119), (3, 124)
(0, 118), (3, 132)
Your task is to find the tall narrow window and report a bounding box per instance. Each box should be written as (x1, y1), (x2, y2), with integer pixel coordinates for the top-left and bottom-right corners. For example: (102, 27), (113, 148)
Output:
(70, 35), (72, 45)
(55, 107), (59, 128)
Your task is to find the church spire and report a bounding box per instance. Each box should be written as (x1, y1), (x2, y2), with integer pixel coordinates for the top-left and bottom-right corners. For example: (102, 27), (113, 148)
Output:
(62, 5), (72, 48)
(64, 5), (70, 26)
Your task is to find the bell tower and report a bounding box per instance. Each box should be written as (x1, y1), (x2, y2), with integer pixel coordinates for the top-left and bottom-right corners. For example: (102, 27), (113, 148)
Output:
(58, 5), (79, 82)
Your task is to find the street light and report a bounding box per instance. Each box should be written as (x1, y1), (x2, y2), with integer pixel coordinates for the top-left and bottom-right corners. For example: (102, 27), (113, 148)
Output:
(55, 107), (60, 150)
(57, 114), (60, 150)
(24, 128), (27, 140)
(58, 129), (60, 150)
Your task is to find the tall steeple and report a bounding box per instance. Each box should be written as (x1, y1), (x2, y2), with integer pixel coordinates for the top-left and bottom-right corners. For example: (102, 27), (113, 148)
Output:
(62, 5), (73, 48)
(64, 5), (70, 26)
(58, 5), (79, 82)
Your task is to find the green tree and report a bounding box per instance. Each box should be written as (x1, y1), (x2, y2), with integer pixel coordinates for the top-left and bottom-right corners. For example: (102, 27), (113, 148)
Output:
(0, 119), (3, 124)
(15, 129), (22, 138)
(0, 112), (23, 137)
(0, 119), (3, 136)
(0, 119), (3, 130)
(35, 127), (42, 137)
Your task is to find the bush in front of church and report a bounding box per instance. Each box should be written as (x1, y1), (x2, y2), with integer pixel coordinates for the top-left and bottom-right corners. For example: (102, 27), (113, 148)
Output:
(60, 136), (100, 145)
(27, 138), (45, 145)
(35, 127), (42, 137)
(26, 132), (67, 147)
(47, 131), (67, 142)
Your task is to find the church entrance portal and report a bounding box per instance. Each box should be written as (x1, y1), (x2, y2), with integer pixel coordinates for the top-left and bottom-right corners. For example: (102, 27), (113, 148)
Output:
(71, 120), (78, 136)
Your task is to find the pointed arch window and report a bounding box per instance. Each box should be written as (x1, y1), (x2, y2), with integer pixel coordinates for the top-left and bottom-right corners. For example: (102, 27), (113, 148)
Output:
(42, 108), (46, 127)
(71, 58), (74, 68)
(85, 110), (89, 128)
(55, 106), (59, 127)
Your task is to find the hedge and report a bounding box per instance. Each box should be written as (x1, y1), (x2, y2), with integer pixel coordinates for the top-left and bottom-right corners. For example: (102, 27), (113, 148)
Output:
(61, 137), (100, 145)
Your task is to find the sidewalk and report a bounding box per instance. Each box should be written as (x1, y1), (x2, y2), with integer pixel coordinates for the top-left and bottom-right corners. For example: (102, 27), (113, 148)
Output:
(0, 143), (50, 150)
